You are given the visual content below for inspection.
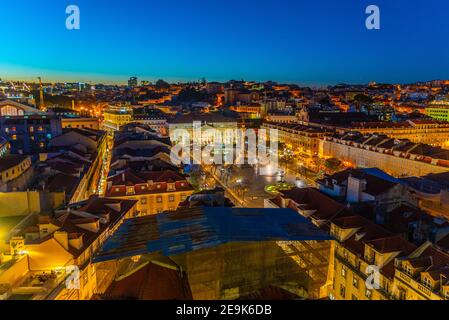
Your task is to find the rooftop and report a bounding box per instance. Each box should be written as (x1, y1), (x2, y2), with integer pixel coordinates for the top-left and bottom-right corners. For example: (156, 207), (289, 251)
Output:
(0, 154), (29, 172)
(93, 207), (332, 263)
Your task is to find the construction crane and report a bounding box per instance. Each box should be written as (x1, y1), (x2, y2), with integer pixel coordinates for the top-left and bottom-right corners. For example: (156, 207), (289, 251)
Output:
(22, 83), (31, 92)
(37, 77), (46, 111)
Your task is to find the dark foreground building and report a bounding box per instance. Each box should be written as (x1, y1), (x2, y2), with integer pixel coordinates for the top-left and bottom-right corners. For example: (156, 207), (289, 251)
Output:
(93, 207), (332, 300)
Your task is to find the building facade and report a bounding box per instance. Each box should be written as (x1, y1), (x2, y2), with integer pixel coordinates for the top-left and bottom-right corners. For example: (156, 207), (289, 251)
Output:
(348, 120), (449, 149)
(103, 106), (133, 131)
(0, 115), (63, 154)
(320, 133), (449, 177)
(262, 122), (330, 156)
(105, 170), (194, 216)
(426, 100), (449, 122)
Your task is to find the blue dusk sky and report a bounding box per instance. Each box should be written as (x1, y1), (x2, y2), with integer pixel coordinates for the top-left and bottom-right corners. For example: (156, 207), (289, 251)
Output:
(0, 0), (448, 85)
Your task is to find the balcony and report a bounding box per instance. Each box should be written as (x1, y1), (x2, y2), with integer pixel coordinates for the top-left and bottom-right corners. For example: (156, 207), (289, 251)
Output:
(335, 253), (392, 299)
(395, 269), (445, 300)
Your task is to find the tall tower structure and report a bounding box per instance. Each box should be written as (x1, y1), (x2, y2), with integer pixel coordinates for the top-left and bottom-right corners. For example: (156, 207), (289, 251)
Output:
(38, 77), (46, 111)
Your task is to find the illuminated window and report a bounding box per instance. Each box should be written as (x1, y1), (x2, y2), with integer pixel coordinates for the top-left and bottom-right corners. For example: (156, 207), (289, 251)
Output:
(83, 272), (88, 285)
(341, 266), (347, 278)
(422, 277), (433, 289)
(353, 277), (359, 288)
(169, 195), (175, 202)
(157, 196), (163, 203)
(404, 264), (413, 276)
(340, 285), (346, 298)
(365, 289), (372, 299)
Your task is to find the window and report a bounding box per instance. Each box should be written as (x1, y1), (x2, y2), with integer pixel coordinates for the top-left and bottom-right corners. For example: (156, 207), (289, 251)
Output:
(422, 277), (433, 289)
(82, 271), (88, 286)
(157, 196), (163, 203)
(341, 266), (347, 278)
(353, 277), (359, 288)
(169, 195), (175, 202)
(181, 194), (187, 201)
(365, 289), (372, 299)
(404, 264), (413, 276)
(140, 197), (147, 205)
(383, 279), (390, 292)
(126, 187), (135, 194)
(340, 285), (346, 299)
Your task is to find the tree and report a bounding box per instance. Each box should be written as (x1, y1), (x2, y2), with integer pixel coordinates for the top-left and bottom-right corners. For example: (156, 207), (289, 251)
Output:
(324, 158), (343, 172)
(177, 87), (205, 102)
(155, 79), (170, 90)
(354, 93), (373, 105)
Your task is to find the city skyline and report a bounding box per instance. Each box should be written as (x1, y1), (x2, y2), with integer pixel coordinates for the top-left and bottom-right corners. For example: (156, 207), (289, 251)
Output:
(1, 0), (449, 85)
(2, 0), (449, 305)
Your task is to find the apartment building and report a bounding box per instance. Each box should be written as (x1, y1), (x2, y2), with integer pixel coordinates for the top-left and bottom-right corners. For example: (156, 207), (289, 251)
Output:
(320, 132), (449, 177)
(262, 122), (330, 156)
(347, 120), (449, 149)
(105, 169), (194, 215)
(0, 196), (138, 300)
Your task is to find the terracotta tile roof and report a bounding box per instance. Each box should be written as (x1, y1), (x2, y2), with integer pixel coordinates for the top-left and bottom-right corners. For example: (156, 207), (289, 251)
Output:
(365, 235), (416, 254)
(318, 168), (401, 196)
(45, 173), (80, 195)
(102, 262), (192, 300)
(280, 188), (350, 223)
(30, 197), (137, 258)
(0, 154), (29, 172)
(332, 215), (369, 229)
(106, 169), (193, 197)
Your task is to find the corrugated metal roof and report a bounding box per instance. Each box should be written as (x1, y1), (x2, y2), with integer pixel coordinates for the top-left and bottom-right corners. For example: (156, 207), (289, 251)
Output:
(94, 207), (332, 263)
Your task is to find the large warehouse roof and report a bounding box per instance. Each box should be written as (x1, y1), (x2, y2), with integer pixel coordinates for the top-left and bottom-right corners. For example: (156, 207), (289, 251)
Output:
(94, 207), (332, 263)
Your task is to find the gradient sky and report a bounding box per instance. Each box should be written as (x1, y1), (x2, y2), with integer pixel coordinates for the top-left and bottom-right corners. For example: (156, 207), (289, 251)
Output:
(0, 0), (448, 85)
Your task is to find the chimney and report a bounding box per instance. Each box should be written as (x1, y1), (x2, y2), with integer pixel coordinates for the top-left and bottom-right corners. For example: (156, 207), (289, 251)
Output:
(346, 175), (366, 203)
